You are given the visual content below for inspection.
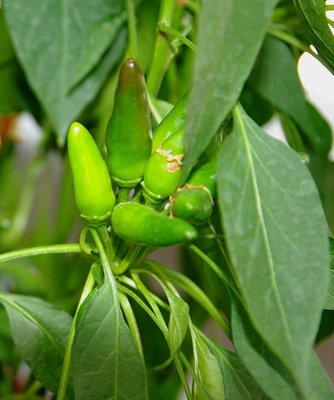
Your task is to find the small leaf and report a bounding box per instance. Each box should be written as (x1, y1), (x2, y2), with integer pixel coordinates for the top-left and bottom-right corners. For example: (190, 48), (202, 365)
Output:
(184, 0), (277, 172)
(3, 0), (126, 142)
(294, 0), (334, 74)
(207, 338), (270, 400)
(71, 274), (147, 399)
(0, 293), (73, 397)
(191, 328), (224, 400)
(218, 106), (330, 391)
(167, 293), (189, 358)
(249, 36), (332, 155)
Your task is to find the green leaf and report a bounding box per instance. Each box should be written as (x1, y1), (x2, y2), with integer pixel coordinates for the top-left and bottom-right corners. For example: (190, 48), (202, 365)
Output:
(3, 0), (126, 143)
(325, 237), (334, 310)
(218, 106), (330, 392)
(0, 11), (15, 65)
(249, 36), (332, 155)
(207, 339), (270, 400)
(0, 261), (45, 294)
(294, 0), (334, 74)
(184, 0), (277, 172)
(0, 293), (73, 397)
(231, 301), (300, 400)
(232, 301), (334, 399)
(167, 293), (189, 358)
(191, 328), (224, 400)
(71, 273), (147, 399)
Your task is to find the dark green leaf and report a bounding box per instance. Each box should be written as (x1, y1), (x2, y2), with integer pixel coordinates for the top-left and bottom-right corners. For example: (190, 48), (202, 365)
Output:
(71, 271), (147, 399)
(0, 293), (73, 397)
(218, 106), (330, 392)
(3, 0), (126, 143)
(0, 261), (44, 294)
(294, 0), (334, 74)
(240, 87), (274, 127)
(232, 301), (300, 400)
(0, 11), (15, 65)
(207, 339), (270, 400)
(191, 328), (224, 400)
(167, 293), (189, 358)
(249, 37), (332, 155)
(307, 349), (334, 399)
(184, 0), (277, 173)
(325, 237), (334, 310)
(232, 301), (334, 399)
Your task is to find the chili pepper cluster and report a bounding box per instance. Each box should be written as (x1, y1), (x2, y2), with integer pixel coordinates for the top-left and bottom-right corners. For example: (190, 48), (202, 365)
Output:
(67, 58), (217, 248)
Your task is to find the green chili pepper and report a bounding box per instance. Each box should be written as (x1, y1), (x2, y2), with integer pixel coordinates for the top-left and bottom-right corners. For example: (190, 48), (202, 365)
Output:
(111, 202), (197, 246)
(152, 94), (187, 153)
(68, 122), (115, 226)
(106, 58), (151, 188)
(187, 162), (217, 197)
(171, 186), (213, 225)
(142, 126), (185, 205)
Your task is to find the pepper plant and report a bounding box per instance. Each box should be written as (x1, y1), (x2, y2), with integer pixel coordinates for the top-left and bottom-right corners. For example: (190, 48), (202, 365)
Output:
(0, 0), (334, 399)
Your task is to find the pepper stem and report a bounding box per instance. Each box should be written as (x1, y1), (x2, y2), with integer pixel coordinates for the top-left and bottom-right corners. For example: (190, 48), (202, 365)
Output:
(125, 0), (138, 59)
(95, 224), (116, 267)
(147, 0), (176, 95)
(117, 187), (130, 203)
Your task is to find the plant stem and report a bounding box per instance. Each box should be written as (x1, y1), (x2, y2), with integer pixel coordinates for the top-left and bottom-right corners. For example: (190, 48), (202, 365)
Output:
(119, 291), (145, 360)
(145, 260), (231, 336)
(115, 244), (143, 274)
(57, 268), (95, 400)
(125, 0), (138, 59)
(25, 380), (42, 396)
(158, 22), (197, 52)
(326, 4), (334, 11)
(117, 282), (191, 398)
(96, 224), (115, 266)
(117, 187), (130, 203)
(189, 244), (234, 289)
(147, 0), (176, 95)
(0, 244), (82, 264)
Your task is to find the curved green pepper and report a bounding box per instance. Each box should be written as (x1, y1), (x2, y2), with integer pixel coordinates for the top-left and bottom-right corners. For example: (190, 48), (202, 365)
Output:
(171, 186), (213, 225)
(111, 202), (197, 246)
(152, 94), (187, 153)
(68, 122), (115, 226)
(187, 162), (217, 198)
(142, 126), (184, 204)
(106, 58), (151, 188)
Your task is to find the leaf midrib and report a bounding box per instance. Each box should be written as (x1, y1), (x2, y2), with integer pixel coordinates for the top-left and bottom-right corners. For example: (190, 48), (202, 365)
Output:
(0, 294), (65, 358)
(234, 106), (296, 367)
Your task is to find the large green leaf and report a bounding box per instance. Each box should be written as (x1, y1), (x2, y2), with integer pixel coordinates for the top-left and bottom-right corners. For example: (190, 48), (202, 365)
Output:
(3, 0), (126, 143)
(0, 293), (73, 397)
(232, 301), (334, 399)
(249, 37), (332, 155)
(184, 0), (277, 173)
(294, 0), (334, 74)
(218, 106), (329, 391)
(71, 263), (147, 399)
